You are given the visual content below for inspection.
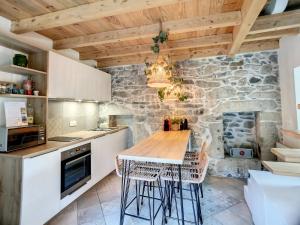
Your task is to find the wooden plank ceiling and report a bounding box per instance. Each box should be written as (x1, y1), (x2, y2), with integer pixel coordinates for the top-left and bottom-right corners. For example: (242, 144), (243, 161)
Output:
(0, 0), (300, 67)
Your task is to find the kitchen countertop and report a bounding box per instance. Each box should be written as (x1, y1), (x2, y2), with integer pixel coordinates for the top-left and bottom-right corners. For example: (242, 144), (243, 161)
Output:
(0, 127), (128, 159)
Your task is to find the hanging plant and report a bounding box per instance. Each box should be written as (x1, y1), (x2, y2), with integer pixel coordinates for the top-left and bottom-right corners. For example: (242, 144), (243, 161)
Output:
(157, 81), (188, 102)
(150, 31), (169, 54)
(144, 24), (188, 102)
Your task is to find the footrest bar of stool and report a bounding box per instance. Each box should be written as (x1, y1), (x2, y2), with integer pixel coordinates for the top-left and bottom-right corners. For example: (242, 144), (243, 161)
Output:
(167, 215), (198, 224)
(124, 213), (150, 221)
(125, 196), (137, 210)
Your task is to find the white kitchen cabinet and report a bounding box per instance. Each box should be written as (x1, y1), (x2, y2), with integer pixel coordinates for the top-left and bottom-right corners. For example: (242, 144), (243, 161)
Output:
(91, 129), (128, 182)
(20, 150), (61, 225)
(48, 51), (111, 101)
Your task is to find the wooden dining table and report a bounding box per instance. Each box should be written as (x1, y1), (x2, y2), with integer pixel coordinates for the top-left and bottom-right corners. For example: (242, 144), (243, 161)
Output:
(118, 130), (191, 225)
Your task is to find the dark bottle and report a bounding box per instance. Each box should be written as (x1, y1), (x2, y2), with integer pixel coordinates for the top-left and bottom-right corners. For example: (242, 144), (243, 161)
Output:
(183, 118), (188, 130)
(164, 119), (170, 131)
(180, 119), (184, 130)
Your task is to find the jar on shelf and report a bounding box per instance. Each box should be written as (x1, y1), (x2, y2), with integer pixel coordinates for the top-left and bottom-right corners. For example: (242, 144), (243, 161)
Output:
(0, 83), (6, 94)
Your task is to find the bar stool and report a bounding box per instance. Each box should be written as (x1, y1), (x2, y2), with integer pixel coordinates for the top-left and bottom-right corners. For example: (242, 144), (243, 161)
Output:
(160, 142), (211, 225)
(182, 136), (211, 198)
(115, 156), (164, 225)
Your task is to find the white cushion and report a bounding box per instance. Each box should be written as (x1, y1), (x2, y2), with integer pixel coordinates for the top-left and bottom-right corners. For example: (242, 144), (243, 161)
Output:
(244, 170), (300, 225)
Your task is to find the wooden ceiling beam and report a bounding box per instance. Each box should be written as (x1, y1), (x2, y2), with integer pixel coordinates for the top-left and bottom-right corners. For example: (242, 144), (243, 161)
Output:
(80, 33), (232, 60)
(238, 39), (279, 53)
(97, 45), (228, 67)
(250, 9), (300, 34)
(228, 0), (267, 55)
(11, 0), (187, 34)
(54, 11), (241, 50)
(245, 28), (300, 42)
(97, 39), (279, 68)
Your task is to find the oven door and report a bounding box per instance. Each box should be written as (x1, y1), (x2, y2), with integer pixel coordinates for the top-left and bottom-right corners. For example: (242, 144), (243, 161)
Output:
(61, 151), (91, 198)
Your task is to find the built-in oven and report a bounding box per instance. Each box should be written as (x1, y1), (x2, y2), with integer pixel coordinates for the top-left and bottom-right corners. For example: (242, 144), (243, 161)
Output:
(61, 143), (91, 199)
(0, 125), (46, 152)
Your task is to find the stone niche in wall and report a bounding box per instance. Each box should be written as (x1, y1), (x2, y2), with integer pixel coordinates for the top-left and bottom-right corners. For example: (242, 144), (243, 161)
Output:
(223, 112), (258, 158)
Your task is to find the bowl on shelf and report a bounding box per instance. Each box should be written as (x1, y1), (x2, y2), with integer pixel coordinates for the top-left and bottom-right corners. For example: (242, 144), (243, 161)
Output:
(13, 54), (28, 67)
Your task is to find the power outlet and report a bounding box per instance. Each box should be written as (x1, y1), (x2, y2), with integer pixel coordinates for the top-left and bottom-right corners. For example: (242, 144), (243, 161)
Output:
(69, 120), (77, 127)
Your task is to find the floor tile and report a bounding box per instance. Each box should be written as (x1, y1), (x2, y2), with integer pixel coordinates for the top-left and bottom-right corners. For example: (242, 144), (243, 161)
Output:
(47, 173), (254, 225)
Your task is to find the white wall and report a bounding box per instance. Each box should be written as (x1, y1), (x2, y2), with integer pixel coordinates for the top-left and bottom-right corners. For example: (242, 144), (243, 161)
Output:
(294, 67), (300, 130)
(278, 35), (300, 131)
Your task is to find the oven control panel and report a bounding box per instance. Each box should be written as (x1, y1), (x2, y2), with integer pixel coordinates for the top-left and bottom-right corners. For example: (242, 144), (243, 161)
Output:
(61, 143), (91, 161)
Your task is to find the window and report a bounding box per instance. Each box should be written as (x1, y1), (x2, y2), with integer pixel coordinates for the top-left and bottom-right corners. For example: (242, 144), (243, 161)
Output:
(294, 66), (300, 130)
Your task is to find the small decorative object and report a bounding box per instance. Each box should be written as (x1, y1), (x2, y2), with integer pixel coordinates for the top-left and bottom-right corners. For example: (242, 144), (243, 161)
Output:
(163, 117), (171, 131)
(23, 79), (32, 95)
(183, 118), (188, 130)
(27, 103), (34, 125)
(12, 84), (18, 94)
(13, 54), (28, 67)
(19, 89), (25, 95)
(0, 83), (6, 94)
(171, 117), (181, 131)
(33, 90), (39, 96)
(230, 148), (253, 159)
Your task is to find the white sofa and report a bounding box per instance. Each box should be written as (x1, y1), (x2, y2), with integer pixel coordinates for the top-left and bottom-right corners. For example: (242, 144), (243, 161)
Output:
(244, 170), (300, 225)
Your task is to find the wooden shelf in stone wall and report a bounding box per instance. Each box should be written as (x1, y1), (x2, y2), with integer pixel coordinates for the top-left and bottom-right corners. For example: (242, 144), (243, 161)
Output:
(282, 129), (300, 139)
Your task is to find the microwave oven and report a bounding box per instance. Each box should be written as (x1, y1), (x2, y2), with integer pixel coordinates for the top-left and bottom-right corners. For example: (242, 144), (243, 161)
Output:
(0, 125), (46, 152)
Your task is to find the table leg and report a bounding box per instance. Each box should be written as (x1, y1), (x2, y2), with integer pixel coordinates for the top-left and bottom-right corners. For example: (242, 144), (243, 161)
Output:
(188, 136), (191, 151)
(178, 165), (185, 225)
(119, 160), (131, 225)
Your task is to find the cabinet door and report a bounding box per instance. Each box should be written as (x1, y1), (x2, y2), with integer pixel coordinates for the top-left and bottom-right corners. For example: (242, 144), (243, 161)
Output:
(91, 135), (112, 182)
(48, 51), (111, 101)
(48, 51), (76, 99)
(97, 71), (111, 102)
(91, 129), (128, 183)
(21, 150), (61, 225)
(48, 51), (65, 98)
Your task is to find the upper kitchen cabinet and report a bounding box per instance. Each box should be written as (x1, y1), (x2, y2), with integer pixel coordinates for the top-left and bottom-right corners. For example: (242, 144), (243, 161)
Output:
(48, 51), (111, 101)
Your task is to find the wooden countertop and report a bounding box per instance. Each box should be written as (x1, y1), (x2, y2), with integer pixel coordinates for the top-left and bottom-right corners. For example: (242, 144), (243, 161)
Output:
(118, 130), (191, 164)
(271, 148), (300, 163)
(0, 127), (127, 159)
(262, 161), (300, 177)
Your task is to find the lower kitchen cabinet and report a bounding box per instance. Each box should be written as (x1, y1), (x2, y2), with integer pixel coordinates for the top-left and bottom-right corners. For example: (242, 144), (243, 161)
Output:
(21, 150), (61, 225)
(0, 129), (128, 225)
(91, 129), (128, 183)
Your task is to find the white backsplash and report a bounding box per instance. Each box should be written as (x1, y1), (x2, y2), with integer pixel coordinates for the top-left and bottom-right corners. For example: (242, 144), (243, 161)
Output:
(48, 101), (99, 137)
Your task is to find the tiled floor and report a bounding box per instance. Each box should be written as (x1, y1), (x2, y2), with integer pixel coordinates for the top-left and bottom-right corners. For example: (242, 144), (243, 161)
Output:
(47, 172), (253, 225)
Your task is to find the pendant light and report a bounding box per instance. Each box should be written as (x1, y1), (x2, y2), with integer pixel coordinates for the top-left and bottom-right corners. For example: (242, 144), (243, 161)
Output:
(146, 55), (172, 88)
(145, 20), (172, 88)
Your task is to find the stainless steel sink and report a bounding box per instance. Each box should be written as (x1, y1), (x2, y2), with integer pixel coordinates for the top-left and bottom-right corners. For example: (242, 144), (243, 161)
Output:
(90, 127), (118, 132)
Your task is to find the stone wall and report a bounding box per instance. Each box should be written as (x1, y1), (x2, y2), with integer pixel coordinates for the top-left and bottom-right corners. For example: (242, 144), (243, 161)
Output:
(99, 51), (282, 178)
(223, 112), (257, 156)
